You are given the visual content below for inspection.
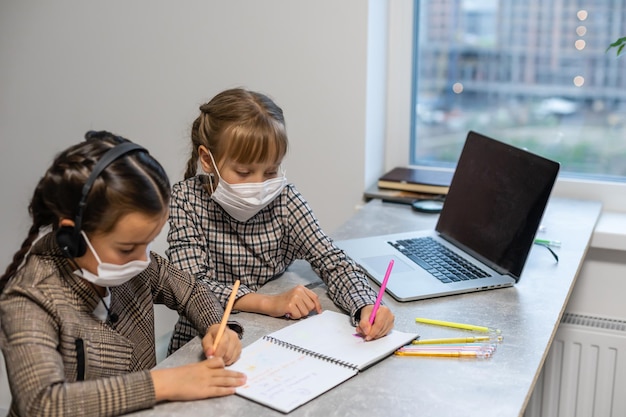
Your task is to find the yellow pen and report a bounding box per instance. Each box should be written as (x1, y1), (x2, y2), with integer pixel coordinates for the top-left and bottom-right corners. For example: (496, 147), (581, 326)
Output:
(415, 317), (501, 335)
(395, 350), (491, 358)
(400, 345), (497, 353)
(411, 336), (500, 344)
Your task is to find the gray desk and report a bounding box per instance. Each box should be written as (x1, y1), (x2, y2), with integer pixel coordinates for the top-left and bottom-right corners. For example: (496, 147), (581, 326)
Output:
(129, 197), (601, 417)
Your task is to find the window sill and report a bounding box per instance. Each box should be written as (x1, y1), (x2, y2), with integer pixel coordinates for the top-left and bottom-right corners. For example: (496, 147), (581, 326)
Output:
(591, 211), (626, 251)
(549, 178), (626, 251)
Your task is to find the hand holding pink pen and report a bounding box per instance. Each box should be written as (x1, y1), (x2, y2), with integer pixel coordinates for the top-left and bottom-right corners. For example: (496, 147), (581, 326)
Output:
(369, 259), (394, 325)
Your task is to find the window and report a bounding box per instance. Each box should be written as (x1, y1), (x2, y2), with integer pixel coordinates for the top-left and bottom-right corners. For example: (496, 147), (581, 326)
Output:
(410, 0), (626, 181)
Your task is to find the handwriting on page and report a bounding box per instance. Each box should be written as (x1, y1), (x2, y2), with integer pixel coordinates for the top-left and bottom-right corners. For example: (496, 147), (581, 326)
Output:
(230, 339), (356, 413)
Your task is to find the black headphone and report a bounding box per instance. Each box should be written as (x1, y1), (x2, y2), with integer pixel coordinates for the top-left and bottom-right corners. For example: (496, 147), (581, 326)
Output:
(56, 141), (147, 258)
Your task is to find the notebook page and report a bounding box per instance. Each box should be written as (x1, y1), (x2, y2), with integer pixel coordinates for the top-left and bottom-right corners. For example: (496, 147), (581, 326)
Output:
(227, 337), (357, 413)
(268, 310), (418, 370)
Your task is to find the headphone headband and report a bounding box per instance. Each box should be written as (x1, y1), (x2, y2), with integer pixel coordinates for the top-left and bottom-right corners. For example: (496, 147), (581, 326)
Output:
(74, 142), (146, 232)
(57, 141), (147, 258)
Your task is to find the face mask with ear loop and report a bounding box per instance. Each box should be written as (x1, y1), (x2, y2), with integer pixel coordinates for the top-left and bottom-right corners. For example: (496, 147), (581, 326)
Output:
(206, 152), (287, 222)
(74, 231), (151, 287)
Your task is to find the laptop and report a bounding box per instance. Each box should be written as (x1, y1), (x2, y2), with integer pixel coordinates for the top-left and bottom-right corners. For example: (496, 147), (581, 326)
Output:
(335, 130), (560, 302)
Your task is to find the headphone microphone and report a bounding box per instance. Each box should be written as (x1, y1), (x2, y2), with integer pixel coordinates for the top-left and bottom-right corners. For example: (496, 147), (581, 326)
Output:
(105, 307), (119, 324)
(91, 286), (119, 324)
(55, 141), (147, 259)
(89, 285), (119, 324)
(109, 312), (119, 323)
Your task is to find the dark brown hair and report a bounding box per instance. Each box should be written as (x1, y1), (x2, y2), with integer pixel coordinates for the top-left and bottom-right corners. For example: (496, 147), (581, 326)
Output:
(0, 131), (171, 292)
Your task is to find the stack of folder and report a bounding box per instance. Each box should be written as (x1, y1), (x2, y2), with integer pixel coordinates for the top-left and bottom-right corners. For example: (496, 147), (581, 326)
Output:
(365, 166), (453, 205)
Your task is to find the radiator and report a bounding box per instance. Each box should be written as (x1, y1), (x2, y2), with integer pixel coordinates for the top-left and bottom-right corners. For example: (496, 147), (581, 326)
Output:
(524, 313), (626, 417)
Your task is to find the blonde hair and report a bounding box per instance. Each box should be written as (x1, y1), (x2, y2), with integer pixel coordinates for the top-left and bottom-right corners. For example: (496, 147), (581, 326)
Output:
(185, 88), (289, 183)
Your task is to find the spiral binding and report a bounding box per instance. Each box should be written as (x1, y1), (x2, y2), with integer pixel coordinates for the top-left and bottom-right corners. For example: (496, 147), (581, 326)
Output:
(263, 335), (359, 371)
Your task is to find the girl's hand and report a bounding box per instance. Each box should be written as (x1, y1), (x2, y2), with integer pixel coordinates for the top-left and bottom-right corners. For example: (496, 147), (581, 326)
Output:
(355, 305), (395, 341)
(233, 286), (322, 319)
(201, 324), (242, 365)
(267, 285), (322, 319)
(151, 356), (246, 402)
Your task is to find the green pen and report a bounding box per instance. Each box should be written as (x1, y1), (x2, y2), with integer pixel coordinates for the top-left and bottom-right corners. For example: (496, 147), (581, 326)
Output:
(534, 238), (561, 248)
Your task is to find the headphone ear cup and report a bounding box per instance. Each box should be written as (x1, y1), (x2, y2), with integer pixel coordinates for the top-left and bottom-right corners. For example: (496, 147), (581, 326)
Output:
(56, 226), (87, 258)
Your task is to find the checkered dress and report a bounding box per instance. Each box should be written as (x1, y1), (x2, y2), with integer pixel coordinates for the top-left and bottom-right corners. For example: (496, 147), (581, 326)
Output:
(166, 177), (378, 354)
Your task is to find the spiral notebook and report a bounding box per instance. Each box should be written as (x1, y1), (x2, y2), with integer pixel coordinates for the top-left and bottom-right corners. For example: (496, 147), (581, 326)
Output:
(227, 310), (418, 413)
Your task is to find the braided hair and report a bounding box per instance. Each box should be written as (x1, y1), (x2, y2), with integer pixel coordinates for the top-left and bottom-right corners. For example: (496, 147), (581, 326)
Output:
(0, 131), (170, 292)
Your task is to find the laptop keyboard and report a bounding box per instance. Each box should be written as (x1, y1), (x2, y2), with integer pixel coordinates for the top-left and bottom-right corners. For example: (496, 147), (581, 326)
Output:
(389, 237), (490, 283)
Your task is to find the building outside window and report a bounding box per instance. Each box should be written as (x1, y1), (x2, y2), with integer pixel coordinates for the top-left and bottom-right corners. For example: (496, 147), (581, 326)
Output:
(411, 0), (626, 180)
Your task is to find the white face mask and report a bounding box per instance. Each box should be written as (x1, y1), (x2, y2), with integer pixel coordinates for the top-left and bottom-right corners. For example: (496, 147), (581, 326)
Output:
(74, 231), (151, 287)
(207, 153), (287, 222)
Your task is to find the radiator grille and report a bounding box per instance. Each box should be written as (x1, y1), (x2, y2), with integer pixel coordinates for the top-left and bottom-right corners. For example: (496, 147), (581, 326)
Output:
(524, 312), (626, 417)
(560, 312), (626, 332)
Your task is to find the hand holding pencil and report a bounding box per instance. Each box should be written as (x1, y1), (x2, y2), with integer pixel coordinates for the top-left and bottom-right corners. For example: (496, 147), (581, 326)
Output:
(202, 280), (242, 365)
(357, 260), (396, 341)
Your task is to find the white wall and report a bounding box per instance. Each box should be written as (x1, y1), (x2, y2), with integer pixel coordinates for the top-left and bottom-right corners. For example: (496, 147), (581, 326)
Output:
(0, 0), (383, 267)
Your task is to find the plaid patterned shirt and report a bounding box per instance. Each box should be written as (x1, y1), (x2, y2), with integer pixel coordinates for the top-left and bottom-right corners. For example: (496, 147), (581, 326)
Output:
(0, 232), (240, 417)
(166, 176), (379, 353)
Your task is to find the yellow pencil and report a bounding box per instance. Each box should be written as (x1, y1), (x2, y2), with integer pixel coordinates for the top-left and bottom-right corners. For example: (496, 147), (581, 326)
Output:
(395, 350), (490, 358)
(212, 280), (240, 351)
(411, 336), (495, 344)
(415, 317), (501, 334)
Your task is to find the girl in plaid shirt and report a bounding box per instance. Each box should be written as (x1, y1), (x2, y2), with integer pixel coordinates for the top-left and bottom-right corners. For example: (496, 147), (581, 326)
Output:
(167, 88), (395, 354)
(0, 132), (245, 417)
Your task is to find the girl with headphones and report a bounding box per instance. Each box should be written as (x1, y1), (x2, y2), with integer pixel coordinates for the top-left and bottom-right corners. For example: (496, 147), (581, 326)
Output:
(0, 131), (245, 417)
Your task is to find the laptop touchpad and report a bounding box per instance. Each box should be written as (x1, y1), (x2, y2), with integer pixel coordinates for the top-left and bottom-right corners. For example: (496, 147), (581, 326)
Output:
(363, 255), (414, 275)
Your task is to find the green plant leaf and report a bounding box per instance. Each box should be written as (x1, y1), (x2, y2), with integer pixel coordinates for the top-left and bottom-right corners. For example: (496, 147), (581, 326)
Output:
(606, 36), (626, 56)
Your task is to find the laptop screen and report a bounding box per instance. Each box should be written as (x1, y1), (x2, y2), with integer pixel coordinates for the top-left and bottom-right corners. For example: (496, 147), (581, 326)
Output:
(435, 131), (560, 280)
